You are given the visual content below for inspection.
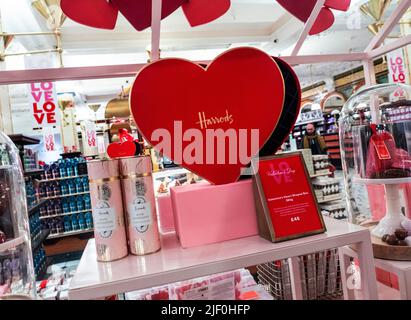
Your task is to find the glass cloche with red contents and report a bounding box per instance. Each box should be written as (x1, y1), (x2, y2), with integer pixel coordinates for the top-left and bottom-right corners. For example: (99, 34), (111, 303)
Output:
(0, 131), (36, 299)
(340, 84), (411, 258)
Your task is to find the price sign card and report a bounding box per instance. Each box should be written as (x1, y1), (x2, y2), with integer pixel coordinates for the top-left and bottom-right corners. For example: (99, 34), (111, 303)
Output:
(251, 153), (326, 243)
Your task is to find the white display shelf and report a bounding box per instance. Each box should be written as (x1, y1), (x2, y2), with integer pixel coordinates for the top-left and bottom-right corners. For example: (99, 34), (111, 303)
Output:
(47, 228), (93, 240)
(40, 191), (90, 201)
(39, 209), (91, 220)
(36, 174), (88, 183)
(310, 171), (331, 178)
(354, 176), (411, 185)
(153, 168), (189, 179)
(68, 217), (378, 300)
(0, 236), (25, 253)
(317, 194), (342, 204)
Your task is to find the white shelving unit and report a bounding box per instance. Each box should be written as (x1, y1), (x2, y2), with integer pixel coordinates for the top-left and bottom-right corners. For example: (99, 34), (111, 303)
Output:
(68, 217), (378, 300)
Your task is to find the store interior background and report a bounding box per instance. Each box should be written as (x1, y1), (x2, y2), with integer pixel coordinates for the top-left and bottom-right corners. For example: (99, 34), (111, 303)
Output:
(0, 0), (410, 299)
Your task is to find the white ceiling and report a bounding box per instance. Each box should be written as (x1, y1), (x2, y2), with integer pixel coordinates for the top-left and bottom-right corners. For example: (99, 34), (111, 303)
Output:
(0, 0), (400, 96)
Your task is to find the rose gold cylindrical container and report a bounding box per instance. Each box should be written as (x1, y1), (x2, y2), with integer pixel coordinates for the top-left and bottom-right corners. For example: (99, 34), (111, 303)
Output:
(87, 159), (128, 262)
(119, 156), (161, 255)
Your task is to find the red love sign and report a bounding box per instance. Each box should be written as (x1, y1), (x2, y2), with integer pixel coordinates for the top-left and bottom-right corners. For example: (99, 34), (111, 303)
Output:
(130, 47), (285, 185)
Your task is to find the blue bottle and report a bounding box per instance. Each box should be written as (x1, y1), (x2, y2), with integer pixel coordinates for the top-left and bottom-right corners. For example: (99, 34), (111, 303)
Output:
(69, 196), (77, 212)
(85, 212), (93, 229)
(62, 198), (70, 213)
(82, 177), (90, 192)
(63, 216), (71, 232)
(75, 178), (83, 193)
(67, 179), (76, 195)
(58, 160), (66, 178)
(83, 194), (91, 210)
(72, 158), (79, 176)
(71, 215), (79, 231)
(66, 159), (73, 177)
(77, 213), (85, 230)
(76, 196), (84, 211)
(60, 181), (68, 195)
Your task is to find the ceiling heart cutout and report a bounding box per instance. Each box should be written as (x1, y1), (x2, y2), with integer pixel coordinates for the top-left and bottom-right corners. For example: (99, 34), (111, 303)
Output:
(276, 0), (351, 35)
(111, 0), (185, 31)
(183, 0), (231, 27)
(61, 0), (231, 31)
(60, 0), (119, 30)
(130, 48), (286, 185)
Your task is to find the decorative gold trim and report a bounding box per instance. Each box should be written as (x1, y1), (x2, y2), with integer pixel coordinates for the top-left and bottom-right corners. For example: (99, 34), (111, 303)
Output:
(89, 176), (121, 184)
(121, 172), (152, 179)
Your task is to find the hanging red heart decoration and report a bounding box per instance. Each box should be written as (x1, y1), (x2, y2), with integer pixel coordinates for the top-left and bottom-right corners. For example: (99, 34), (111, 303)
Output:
(182, 0), (231, 27)
(61, 0), (119, 30)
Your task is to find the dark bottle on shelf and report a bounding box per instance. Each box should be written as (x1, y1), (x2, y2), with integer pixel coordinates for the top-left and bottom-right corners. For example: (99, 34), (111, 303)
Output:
(38, 184), (46, 199)
(52, 182), (61, 197)
(54, 199), (62, 215)
(70, 215), (79, 231)
(45, 183), (53, 198)
(46, 201), (54, 216)
(77, 158), (87, 175)
(50, 163), (60, 179)
(39, 204), (47, 217)
(63, 216), (71, 232)
(62, 198), (70, 214)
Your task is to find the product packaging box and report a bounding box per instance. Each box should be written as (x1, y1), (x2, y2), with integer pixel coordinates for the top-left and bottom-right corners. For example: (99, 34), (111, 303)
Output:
(156, 194), (175, 234)
(170, 179), (258, 248)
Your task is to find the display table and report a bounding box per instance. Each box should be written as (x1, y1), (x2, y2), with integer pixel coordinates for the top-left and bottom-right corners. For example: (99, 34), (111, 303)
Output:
(68, 217), (378, 300)
(342, 246), (411, 300)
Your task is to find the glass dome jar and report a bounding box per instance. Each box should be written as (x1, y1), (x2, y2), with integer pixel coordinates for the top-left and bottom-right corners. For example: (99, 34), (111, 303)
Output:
(340, 84), (411, 241)
(0, 131), (36, 299)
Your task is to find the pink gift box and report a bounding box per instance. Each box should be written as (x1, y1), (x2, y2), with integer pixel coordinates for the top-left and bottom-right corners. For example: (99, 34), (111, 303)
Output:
(170, 179), (258, 248)
(156, 194), (175, 234)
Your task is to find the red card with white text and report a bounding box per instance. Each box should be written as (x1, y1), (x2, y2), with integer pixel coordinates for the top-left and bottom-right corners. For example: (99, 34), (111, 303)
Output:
(252, 153), (326, 242)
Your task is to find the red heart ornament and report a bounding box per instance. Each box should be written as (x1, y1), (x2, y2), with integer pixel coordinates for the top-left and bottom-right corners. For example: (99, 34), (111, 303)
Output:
(111, 0), (186, 31)
(61, 0), (119, 30)
(130, 48), (285, 185)
(183, 0), (231, 27)
(107, 141), (137, 158)
(325, 0), (351, 11)
(276, 0), (335, 35)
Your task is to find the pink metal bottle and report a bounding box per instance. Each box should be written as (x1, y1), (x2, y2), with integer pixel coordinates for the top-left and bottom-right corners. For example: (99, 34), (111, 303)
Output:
(87, 159), (128, 262)
(119, 156), (161, 255)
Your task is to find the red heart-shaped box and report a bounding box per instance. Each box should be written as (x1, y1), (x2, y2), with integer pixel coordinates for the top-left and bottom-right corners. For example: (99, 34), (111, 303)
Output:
(130, 47), (285, 185)
(107, 141), (137, 159)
